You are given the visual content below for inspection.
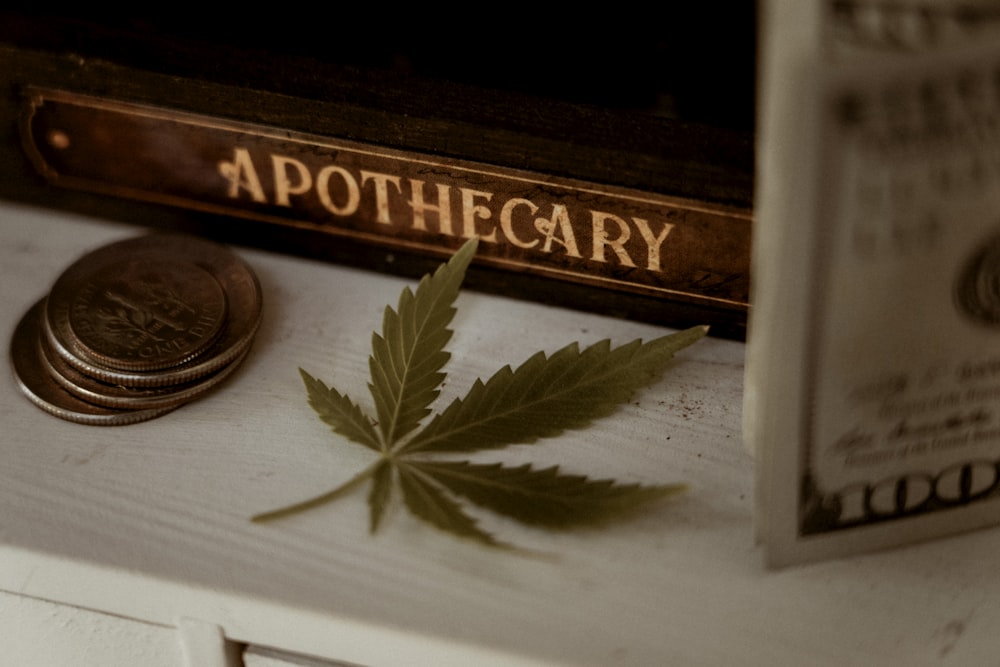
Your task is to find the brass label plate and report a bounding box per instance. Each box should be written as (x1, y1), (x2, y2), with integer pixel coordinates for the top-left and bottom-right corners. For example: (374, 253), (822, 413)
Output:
(21, 89), (751, 312)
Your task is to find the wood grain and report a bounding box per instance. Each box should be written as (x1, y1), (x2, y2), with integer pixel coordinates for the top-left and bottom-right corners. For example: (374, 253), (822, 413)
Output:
(2, 202), (1000, 666)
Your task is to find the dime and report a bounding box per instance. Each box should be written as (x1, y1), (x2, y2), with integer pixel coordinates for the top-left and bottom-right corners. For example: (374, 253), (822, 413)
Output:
(45, 234), (263, 387)
(9, 300), (176, 426)
(38, 326), (250, 411)
(62, 257), (228, 372)
(9, 232), (263, 426)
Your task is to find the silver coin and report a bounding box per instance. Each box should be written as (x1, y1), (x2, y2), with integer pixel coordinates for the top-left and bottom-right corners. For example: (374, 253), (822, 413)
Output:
(45, 234), (262, 387)
(10, 300), (176, 426)
(38, 326), (251, 410)
(62, 257), (229, 372)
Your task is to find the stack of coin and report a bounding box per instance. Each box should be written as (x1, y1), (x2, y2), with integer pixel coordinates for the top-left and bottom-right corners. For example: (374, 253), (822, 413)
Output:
(9, 234), (263, 426)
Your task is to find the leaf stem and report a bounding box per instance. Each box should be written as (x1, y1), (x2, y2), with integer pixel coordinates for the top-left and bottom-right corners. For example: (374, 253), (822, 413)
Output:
(251, 462), (379, 523)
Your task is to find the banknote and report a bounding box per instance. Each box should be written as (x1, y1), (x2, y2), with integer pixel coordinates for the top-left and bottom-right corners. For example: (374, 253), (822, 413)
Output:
(826, 0), (1000, 60)
(749, 3), (1000, 566)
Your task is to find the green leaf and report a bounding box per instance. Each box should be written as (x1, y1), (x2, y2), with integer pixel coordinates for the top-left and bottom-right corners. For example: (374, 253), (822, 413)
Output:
(300, 368), (381, 452)
(398, 325), (708, 454)
(258, 240), (707, 551)
(368, 237), (478, 446)
(396, 461), (507, 548)
(409, 460), (686, 528)
(368, 459), (393, 533)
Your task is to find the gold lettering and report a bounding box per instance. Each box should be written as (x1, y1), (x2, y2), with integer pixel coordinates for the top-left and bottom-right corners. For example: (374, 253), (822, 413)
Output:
(360, 171), (402, 224)
(219, 146), (676, 273)
(460, 188), (497, 242)
(632, 217), (674, 271)
(535, 204), (582, 258)
(271, 155), (312, 207)
(408, 179), (454, 235)
(218, 147), (266, 203)
(499, 198), (539, 249)
(316, 165), (361, 216)
(591, 211), (635, 266)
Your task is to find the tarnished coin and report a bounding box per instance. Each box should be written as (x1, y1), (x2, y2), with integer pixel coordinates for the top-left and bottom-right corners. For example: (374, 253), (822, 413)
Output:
(61, 257), (228, 372)
(38, 326), (250, 411)
(9, 300), (176, 426)
(45, 234), (263, 387)
(11, 233), (262, 425)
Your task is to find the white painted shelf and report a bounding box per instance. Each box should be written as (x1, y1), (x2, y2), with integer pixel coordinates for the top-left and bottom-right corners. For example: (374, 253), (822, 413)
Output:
(1, 202), (998, 666)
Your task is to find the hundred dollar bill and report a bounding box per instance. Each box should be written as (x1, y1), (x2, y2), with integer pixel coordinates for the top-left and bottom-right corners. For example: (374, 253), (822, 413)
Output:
(750, 6), (1000, 434)
(748, 13), (1000, 565)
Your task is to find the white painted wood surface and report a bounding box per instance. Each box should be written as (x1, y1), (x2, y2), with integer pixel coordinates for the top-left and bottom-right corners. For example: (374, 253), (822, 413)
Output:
(3, 202), (1000, 666)
(0, 589), (183, 666)
(243, 645), (349, 667)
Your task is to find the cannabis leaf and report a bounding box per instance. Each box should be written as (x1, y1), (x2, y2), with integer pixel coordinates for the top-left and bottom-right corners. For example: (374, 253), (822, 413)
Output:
(253, 237), (706, 549)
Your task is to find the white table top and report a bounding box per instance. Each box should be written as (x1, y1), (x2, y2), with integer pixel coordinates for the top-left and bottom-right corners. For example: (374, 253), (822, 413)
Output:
(2, 201), (999, 666)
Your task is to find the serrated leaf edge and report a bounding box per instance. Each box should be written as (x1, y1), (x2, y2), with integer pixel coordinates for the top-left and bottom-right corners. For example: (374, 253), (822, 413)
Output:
(300, 368), (382, 452)
(396, 460), (511, 549)
(369, 238), (478, 445)
(407, 459), (687, 528)
(398, 326), (708, 455)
